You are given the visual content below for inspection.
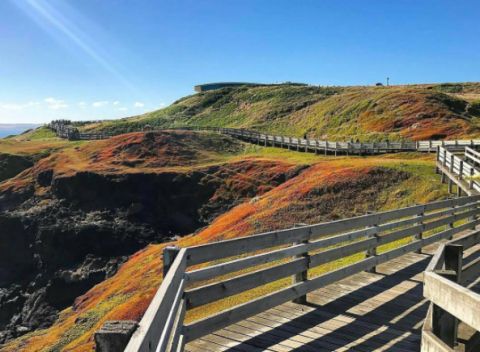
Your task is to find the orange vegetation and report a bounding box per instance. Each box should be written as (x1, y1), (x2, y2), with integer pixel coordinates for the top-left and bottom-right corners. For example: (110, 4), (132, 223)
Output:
(1, 154), (446, 352)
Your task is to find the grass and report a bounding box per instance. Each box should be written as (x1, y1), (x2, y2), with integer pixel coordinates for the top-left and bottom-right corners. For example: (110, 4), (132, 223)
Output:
(76, 82), (480, 142)
(0, 134), (452, 352)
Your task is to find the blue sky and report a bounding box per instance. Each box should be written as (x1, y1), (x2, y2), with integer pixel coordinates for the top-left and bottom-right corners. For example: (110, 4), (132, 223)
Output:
(1, 0), (479, 123)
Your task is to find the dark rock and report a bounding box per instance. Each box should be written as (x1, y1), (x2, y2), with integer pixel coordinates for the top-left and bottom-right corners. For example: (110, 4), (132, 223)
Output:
(0, 153), (33, 183)
(94, 320), (138, 352)
(37, 169), (53, 187)
(0, 159), (296, 342)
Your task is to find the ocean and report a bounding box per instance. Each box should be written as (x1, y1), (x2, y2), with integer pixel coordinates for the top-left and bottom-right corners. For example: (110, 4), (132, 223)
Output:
(0, 124), (40, 139)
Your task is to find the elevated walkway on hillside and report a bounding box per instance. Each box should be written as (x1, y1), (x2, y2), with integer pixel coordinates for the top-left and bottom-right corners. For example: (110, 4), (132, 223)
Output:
(92, 195), (480, 352)
(185, 238), (480, 352)
(186, 251), (431, 352)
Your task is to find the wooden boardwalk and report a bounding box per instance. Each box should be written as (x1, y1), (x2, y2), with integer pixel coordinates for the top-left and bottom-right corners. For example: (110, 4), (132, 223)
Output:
(119, 196), (480, 352)
(185, 242), (453, 352)
(185, 240), (480, 352)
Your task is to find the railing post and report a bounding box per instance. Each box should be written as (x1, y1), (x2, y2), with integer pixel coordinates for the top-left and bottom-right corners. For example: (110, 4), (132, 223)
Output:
(470, 167), (475, 190)
(293, 224), (310, 305)
(414, 207), (425, 254)
(435, 146), (440, 174)
(95, 321), (139, 352)
(457, 160), (464, 196)
(432, 244), (463, 348)
(366, 214), (379, 273)
(163, 246), (180, 277)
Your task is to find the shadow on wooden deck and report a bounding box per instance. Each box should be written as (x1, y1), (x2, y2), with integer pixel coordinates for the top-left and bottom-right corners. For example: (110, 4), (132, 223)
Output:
(190, 254), (432, 352)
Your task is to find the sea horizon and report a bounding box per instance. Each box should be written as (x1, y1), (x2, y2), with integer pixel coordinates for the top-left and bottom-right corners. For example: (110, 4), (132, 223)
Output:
(0, 123), (41, 138)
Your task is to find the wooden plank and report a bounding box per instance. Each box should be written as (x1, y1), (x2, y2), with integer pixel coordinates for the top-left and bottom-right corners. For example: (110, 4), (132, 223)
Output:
(426, 245), (446, 272)
(125, 249), (187, 352)
(424, 271), (480, 332)
(451, 229), (480, 250)
(421, 305), (452, 352)
(309, 237), (377, 267)
(187, 237), (445, 343)
(213, 328), (285, 352)
(186, 197), (480, 266)
(184, 281), (309, 342)
(185, 258), (308, 309)
(186, 227), (310, 266)
(272, 305), (420, 351)
(280, 301), (421, 341)
(375, 222), (475, 266)
(462, 256), (480, 285)
(186, 243), (308, 283)
(167, 299), (186, 352)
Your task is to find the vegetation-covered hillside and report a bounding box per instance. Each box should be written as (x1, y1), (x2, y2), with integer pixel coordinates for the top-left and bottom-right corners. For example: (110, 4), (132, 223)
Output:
(1, 140), (448, 351)
(0, 82), (477, 351)
(82, 82), (480, 141)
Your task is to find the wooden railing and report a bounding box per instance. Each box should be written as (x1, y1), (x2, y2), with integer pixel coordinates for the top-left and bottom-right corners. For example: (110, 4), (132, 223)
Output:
(465, 146), (480, 167)
(125, 248), (188, 352)
(48, 121), (480, 154)
(217, 127), (479, 154)
(422, 231), (480, 351)
(437, 146), (480, 196)
(123, 195), (480, 352)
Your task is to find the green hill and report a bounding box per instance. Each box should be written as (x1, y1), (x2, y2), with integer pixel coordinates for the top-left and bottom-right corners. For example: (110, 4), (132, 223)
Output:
(81, 82), (480, 141)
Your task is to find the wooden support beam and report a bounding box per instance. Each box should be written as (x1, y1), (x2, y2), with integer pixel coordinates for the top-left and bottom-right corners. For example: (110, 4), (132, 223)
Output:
(163, 246), (181, 276)
(432, 244), (463, 348)
(292, 223), (311, 305)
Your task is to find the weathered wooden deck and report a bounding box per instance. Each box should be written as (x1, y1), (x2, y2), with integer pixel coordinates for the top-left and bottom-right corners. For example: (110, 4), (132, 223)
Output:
(186, 240), (480, 352)
(118, 195), (480, 352)
(185, 251), (428, 352)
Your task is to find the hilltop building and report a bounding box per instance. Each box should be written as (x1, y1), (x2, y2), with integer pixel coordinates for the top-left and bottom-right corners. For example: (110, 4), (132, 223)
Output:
(194, 82), (260, 92)
(194, 81), (307, 92)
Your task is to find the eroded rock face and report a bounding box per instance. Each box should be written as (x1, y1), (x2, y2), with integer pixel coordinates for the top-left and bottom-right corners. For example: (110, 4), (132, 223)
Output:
(0, 154), (33, 183)
(0, 160), (300, 343)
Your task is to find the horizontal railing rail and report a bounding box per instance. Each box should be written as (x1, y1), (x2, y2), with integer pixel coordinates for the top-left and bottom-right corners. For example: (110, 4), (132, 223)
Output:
(123, 195), (480, 351)
(125, 248), (188, 352)
(48, 121), (480, 154)
(421, 231), (480, 351)
(465, 146), (480, 167)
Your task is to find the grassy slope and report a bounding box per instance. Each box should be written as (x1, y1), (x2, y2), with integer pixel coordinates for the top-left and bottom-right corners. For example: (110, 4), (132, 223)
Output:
(82, 82), (480, 141)
(0, 130), (245, 194)
(0, 127), (73, 158)
(1, 148), (448, 352)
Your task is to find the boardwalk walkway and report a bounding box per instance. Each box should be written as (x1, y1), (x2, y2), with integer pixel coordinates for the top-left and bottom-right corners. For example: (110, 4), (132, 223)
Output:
(185, 252), (430, 352)
(186, 239), (480, 352)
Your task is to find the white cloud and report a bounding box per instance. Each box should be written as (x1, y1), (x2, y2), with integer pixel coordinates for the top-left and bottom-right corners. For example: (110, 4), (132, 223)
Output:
(118, 107), (128, 112)
(0, 101), (41, 111)
(113, 101), (120, 105)
(92, 101), (109, 108)
(44, 97), (68, 110)
(134, 101), (144, 108)
(0, 103), (24, 111)
(78, 101), (87, 107)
